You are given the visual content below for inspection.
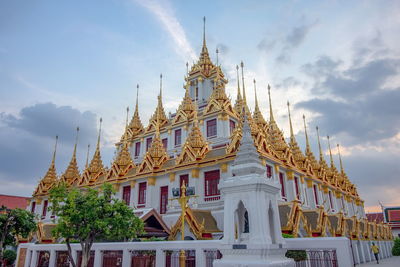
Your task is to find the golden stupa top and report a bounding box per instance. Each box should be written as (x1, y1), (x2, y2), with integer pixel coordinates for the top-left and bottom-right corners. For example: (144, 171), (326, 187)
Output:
(172, 82), (196, 125)
(303, 115), (320, 172)
(252, 79), (267, 128)
(33, 136), (59, 196)
(127, 84), (144, 137)
(146, 74), (169, 132)
(59, 127), (81, 186)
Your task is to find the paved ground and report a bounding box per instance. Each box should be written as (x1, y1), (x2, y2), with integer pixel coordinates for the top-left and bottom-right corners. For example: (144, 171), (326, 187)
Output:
(357, 256), (400, 266)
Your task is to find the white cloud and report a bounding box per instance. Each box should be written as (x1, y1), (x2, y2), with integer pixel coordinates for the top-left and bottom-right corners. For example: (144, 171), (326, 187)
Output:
(135, 0), (197, 62)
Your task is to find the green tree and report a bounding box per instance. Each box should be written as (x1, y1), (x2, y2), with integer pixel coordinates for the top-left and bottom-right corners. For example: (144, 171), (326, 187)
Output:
(392, 237), (400, 256)
(0, 206), (36, 267)
(49, 183), (144, 267)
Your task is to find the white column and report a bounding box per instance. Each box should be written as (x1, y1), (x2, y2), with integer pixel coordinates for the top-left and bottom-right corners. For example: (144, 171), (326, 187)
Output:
(146, 184), (155, 208)
(122, 249), (130, 267)
(195, 248), (205, 267)
(49, 249), (56, 267)
(29, 250), (38, 267)
(357, 241), (366, 263)
(93, 249), (102, 266)
(24, 249), (32, 267)
(156, 249), (165, 267)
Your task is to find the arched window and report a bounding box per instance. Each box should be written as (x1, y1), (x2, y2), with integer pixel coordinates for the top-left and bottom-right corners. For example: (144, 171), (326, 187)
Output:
(244, 211), (249, 233)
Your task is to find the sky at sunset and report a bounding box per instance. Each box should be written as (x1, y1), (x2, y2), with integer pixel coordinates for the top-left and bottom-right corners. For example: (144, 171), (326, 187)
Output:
(1, 0), (399, 212)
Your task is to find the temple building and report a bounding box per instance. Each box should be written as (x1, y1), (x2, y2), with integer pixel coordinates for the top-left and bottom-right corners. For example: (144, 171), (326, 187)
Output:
(26, 21), (392, 245)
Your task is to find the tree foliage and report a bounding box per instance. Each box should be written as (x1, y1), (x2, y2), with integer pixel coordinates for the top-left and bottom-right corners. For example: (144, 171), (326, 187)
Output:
(49, 183), (144, 267)
(0, 206), (36, 266)
(392, 237), (400, 256)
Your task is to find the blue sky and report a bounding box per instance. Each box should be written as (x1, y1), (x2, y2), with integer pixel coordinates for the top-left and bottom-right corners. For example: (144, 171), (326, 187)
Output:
(0, 0), (399, 211)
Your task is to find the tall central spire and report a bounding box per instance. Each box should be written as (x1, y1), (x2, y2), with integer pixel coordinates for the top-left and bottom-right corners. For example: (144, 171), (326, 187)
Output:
(203, 16), (206, 48)
(236, 65), (242, 101)
(303, 115), (311, 154)
(287, 101), (295, 142)
(268, 84), (275, 122)
(240, 61), (247, 103)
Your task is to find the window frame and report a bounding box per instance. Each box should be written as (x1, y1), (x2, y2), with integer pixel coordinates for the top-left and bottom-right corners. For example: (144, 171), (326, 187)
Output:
(204, 170), (220, 197)
(134, 142), (141, 157)
(146, 137), (152, 152)
(279, 172), (286, 199)
(160, 186), (168, 214)
(174, 129), (182, 146)
(313, 184), (319, 206)
(138, 182), (147, 206)
(122, 185), (131, 206)
(42, 200), (48, 219)
(206, 119), (217, 138)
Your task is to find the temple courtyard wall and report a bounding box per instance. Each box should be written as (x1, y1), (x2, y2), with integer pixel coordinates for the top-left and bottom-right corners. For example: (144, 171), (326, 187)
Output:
(16, 238), (394, 267)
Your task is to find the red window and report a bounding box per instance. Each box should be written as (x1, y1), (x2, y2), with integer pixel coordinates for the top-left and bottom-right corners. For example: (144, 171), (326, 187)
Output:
(175, 129), (182, 146)
(146, 137), (152, 151)
(162, 138), (168, 149)
(229, 120), (236, 134)
(279, 173), (286, 198)
(42, 200), (48, 218)
(266, 165), (272, 178)
(180, 174), (189, 196)
(205, 170), (220, 196)
(31, 202), (36, 213)
(122, 186), (131, 206)
(134, 142), (141, 157)
(294, 177), (300, 200)
(329, 191), (334, 209)
(207, 119), (217, 137)
(160, 186), (168, 214)
(313, 184), (319, 205)
(138, 182), (147, 205)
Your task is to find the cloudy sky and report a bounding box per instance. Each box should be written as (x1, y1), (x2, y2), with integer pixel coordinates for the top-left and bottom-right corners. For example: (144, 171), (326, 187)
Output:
(0, 0), (399, 212)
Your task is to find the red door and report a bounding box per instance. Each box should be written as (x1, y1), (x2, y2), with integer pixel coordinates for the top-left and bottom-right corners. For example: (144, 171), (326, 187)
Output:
(160, 186), (168, 214)
(180, 174), (189, 196)
(102, 250), (123, 267)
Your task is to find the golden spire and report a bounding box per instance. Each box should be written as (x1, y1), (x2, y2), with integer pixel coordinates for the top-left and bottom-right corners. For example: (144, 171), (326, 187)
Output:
(327, 135), (334, 168)
(125, 106), (129, 128)
(316, 126), (324, 162)
(236, 65), (242, 101)
(127, 84), (144, 136)
(203, 16), (206, 48)
(252, 79), (266, 126)
(287, 101), (295, 143)
(85, 144), (90, 169)
(337, 144), (345, 174)
(33, 135), (59, 196)
(303, 115), (311, 154)
(172, 81), (195, 124)
(60, 127), (81, 186)
(146, 75), (168, 132)
(240, 61), (247, 103)
(268, 84), (274, 122)
(86, 118), (105, 175)
(216, 48), (219, 66)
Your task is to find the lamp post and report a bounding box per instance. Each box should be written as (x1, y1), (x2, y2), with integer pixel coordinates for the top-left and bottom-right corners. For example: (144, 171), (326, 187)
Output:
(169, 183), (197, 267)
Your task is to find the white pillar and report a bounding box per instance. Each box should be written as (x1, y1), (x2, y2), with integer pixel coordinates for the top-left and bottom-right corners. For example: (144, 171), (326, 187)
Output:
(357, 241), (366, 263)
(24, 249), (32, 267)
(93, 249), (102, 266)
(156, 249), (165, 267)
(29, 250), (37, 267)
(195, 248), (205, 267)
(122, 249), (130, 267)
(49, 249), (56, 267)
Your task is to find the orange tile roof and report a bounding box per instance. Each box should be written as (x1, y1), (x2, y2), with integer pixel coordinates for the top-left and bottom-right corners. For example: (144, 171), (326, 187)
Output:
(0, 194), (30, 210)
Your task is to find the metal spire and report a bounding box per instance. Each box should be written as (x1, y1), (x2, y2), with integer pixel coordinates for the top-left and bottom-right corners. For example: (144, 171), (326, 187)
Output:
(240, 61), (247, 103)
(85, 144), (90, 169)
(135, 84), (139, 114)
(303, 115), (311, 153)
(216, 48), (219, 66)
(254, 79), (259, 109)
(268, 84), (274, 122)
(327, 135), (334, 167)
(73, 126), (80, 157)
(51, 135), (58, 166)
(96, 118), (102, 151)
(287, 101), (294, 141)
(337, 144), (345, 173)
(236, 65), (242, 100)
(203, 16), (206, 47)
(316, 126), (324, 161)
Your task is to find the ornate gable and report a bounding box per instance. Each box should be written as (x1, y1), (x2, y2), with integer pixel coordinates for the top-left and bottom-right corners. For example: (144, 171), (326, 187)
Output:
(107, 133), (135, 180)
(172, 82), (196, 125)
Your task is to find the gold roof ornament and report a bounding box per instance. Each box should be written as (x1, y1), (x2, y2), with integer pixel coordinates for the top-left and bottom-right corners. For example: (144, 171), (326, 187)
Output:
(252, 79), (267, 128)
(176, 101), (209, 165)
(316, 126), (329, 181)
(81, 118), (106, 186)
(239, 61), (252, 118)
(266, 85), (295, 166)
(138, 115), (169, 174)
(85, 144), (90, 170)
(287, 102), (307, 166)
(303, 115), (320, 173)
(326, 135), (339, 186)
(146, 74), (169, 132)
(59, 127), (81, 187)
(108, 113), (135, 179)
(203, 75), (236, 118)
(337, 144), (352, 191)
(33, 135), (59, 196)
(233, 65), (244, 115)
(127, 84), (144, 137)
(172, 81), (196, 125)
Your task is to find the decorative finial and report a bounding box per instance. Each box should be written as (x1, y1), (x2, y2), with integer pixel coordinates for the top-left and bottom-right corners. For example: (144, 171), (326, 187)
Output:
(85, 144), (90, 169)
(316, 126), (324, 161)
(52, 135), (59, 164)
(287, 101), (294, 139)
(136, 84), (139, 109)
(303, 115), (311, 152)
(125, 106), (130, 128)
(203, 16), (206, 46)
(236, 65), (241, 100)
(73, 126), (80, 156)
(240, 61), (246, 103)
(97, 118), (102, 149)
(159, 73), (163, 97)
(216, 48), (219, 66)
(186, 62), (189, 75)
(337, 144), (345, 173)
(327, 135), (334, 167)
(253, 79), (259, 109)
(268, 84), (274, 122)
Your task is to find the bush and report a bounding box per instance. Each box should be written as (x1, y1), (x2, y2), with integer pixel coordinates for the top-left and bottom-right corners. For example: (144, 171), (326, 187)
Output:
(392, 237), (400, 256)
(285, 250), (307, 262)
(3, 250), (17, 265)
(282, 233), (294, 238)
